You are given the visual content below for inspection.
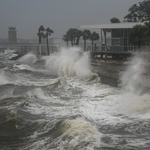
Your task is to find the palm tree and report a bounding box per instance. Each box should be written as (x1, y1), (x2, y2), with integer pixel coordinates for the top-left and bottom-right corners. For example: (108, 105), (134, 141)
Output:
(63, 32), (70, 47)
(37, 25), (45, 54)
(82, 29), (91, 51)
(75, 29), (82, 46)
(64, 28), (83, 47)
(66, 28), (78, 46)
(45, 28), (54, 55)
(90, 32), (99, 51)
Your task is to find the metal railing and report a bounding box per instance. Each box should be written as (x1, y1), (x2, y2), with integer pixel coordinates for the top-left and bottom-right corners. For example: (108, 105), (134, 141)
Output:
(0, 44), (59, 55)
(88, 45), (150, 52)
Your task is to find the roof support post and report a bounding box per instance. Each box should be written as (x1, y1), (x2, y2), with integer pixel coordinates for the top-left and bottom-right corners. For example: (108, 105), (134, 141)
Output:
(100, 28), (102, 52)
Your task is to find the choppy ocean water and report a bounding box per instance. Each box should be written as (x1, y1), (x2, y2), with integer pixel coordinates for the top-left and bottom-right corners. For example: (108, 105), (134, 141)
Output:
(0, 47), (150, 150)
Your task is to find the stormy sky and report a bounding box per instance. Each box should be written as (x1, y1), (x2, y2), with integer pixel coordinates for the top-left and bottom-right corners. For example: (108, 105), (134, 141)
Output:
(0, 0), (140, 39)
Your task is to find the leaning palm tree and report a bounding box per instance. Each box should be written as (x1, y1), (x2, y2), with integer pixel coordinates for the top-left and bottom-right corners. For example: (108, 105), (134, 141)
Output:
(45, 28), (54, 55)
(90, 32), (99, 51)
(63, 32), (70, 47)
(37, 25), (45, 54)
(82, 29), (91, 51)
(75, 29), (82, 46)
(67, 28), (77, 46)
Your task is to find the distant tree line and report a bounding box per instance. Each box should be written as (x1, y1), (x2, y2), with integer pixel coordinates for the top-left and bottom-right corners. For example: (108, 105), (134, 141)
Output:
(63, 28), (99, 51)
(63, 17), (122, 51)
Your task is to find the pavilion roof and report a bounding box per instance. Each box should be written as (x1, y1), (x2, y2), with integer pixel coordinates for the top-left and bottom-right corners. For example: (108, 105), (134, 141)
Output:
(80, 22), (145, 29)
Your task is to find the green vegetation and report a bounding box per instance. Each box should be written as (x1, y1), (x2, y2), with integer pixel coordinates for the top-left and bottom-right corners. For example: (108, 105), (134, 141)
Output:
(37, 25), (45, 44)
(37, 25), (53, 55)
(82, 29), (91, 51)
(110, 17), (121, 23)
(124, 0), (150, 22)
(129, 24), (146, 48)
(63, 28), (83, 47)
(63, 29), (99, 51)
(90, 32), (99, 51)
(37, 0), (150, 53)
(45, 28), (54, 55)
(124, 0), (150, 48)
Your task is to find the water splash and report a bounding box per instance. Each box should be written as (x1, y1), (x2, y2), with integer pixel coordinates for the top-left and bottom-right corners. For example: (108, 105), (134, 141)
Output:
(18, 53), (38, 65)
(120, 55), (144, 93)
(0, 71), (9, 85)
(44, 47), (92, 80)
(3, 49), (18, 60)
(115, 55), (150, 116)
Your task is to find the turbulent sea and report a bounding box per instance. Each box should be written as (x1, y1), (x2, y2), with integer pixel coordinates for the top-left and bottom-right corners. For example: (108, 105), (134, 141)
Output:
(0, 47), (150, 150)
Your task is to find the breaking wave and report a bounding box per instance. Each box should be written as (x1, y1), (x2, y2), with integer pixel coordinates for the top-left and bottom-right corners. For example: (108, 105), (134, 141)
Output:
(44, 47), (93, 80)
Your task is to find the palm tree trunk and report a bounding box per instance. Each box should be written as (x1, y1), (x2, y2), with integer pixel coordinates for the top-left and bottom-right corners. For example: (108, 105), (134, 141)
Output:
(76, 37), (80, 46)
(46, 36), (49, 55)
(38, 31), (41, 55)
(39, 44), (41, 55)
(84, 40), (86, 51)
(92, 40), (94, 51)
(71, 40), (73, 47)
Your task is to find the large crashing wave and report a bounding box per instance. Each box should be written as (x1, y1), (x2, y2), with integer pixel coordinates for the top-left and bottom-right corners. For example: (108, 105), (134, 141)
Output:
(18, 53), (38, 65)
(44, 47), (92, 80)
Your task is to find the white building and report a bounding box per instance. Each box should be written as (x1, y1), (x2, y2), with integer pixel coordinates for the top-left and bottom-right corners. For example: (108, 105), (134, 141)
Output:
(80, 22), (147, 51)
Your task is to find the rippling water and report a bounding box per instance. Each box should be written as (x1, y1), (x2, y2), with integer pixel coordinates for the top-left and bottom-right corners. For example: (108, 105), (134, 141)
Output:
(0, 48), (150, 150)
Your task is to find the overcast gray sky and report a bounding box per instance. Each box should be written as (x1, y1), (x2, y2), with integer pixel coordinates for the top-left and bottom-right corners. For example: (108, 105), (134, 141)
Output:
(0, 0), (140, 39)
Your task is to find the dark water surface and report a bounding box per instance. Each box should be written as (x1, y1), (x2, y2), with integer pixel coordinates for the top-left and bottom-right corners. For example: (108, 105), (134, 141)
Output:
(0, 48), (150, 150)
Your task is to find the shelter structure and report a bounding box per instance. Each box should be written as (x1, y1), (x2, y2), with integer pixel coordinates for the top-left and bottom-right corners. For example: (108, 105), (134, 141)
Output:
(80, 22), (146, 52)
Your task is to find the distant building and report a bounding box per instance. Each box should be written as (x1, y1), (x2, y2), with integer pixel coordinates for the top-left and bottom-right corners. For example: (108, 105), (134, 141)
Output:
(8, 27), (17, 43)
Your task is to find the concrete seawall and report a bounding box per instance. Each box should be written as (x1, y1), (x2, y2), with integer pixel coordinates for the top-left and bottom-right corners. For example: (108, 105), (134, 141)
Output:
(91, 63), (120, 87)
(91, 61), (150, 91)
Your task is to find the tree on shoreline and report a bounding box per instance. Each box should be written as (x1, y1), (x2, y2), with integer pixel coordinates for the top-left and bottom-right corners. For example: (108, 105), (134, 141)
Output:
(37, 25), (45, 44)
(90, 32), (99, 51)
(45, 28), (54, 55)
(110, 17), (121, 23)
(63, 29), (99, 51)
(63, 28), (83, 47)
(144, 21), (150, 40)
(37, 25), (45, 54)
(75, 29), (82, 46)
(82, 29), (91, 51)
(128, 24), (146, 48)
(67, 28), (76, 46)
(124, 0), (150, 22)
(63, 32), (70, 48)
(124, 0), (150, 48)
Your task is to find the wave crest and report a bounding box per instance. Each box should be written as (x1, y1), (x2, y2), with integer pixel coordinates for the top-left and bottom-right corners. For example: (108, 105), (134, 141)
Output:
(44, 47), (92, 80)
